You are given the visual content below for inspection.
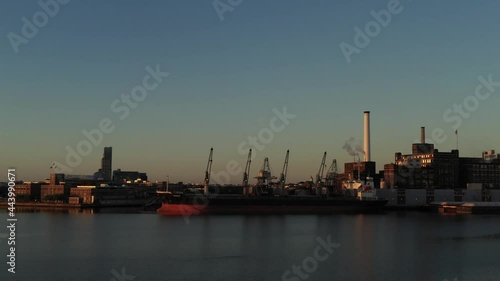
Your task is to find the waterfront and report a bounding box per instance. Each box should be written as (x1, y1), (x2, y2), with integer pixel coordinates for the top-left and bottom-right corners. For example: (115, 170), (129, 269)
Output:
(1, 211), (500, 281)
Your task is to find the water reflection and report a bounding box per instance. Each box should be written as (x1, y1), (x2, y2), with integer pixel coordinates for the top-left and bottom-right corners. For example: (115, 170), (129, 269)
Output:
(2, 211), (500, 280)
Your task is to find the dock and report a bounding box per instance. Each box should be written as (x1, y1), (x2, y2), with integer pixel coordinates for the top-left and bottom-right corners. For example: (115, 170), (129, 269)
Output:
(432, 202), (500, 214)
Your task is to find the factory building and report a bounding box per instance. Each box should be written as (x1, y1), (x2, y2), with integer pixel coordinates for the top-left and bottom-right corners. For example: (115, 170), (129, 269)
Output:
(459, 156), (500, 189)
(338, 111), (386, 188)
(112, 169), (148, 184)
(385, 127), (500, 190)
(385, 127), (460, 189)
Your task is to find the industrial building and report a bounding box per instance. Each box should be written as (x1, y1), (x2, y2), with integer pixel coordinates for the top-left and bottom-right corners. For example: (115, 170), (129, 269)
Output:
(459, 154), (500, 189)
(112, 169), (148, 184)
(384, 127), (500, 190)
(340, 111), (380, 187)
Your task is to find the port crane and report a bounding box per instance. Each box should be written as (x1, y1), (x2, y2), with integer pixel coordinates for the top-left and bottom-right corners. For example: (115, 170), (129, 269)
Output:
(325, 159), (338, 187)
(255, 157), (276, 195)
(203, 147), (213, 195)
(242, 149), (252, 195)
(256, 157), (275, 186)
(278, 150), (290, 196)
(315, 152), (327, 187)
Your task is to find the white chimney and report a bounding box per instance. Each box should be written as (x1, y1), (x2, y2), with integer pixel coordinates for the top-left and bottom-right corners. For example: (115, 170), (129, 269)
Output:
(364, 111), (371, 162)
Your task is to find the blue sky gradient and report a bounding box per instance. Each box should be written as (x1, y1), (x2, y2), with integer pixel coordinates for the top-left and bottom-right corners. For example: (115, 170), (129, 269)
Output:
(1, 0), (500, 183)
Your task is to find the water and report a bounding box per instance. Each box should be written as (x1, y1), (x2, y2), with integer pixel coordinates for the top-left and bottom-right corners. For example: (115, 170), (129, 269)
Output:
(1, 210), (500, 281)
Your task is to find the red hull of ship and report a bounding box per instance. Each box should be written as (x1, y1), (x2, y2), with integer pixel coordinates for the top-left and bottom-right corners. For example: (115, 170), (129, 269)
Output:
(156, 202), (386, 215)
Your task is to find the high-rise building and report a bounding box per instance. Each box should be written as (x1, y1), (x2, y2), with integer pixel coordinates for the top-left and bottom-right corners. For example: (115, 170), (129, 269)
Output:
(101, 147), (112, 181)
(94, 147), (113, 182)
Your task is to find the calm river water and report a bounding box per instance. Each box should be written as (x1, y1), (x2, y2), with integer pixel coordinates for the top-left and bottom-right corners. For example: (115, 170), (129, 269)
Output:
(1, 209), (500, 281)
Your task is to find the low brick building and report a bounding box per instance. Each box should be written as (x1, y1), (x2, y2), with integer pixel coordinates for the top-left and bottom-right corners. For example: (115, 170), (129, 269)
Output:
(70, 186), (95, 204)
(41, 185), (69, 202)
(16, 182), (42, 201)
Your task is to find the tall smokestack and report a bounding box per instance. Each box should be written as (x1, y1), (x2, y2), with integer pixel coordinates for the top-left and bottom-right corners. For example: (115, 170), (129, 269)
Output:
(364, 111), (371, 162)
(421, 127), (425, 144)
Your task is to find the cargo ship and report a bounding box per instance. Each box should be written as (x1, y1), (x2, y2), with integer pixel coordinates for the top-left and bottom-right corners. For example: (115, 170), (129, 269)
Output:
(156, 111), (388, 215)
(156, 149), (387, 215)
(156, 192), (388, 215)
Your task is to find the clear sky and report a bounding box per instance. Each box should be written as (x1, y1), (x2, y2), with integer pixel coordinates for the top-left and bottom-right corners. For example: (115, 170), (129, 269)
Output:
(1, 0), (500, 183)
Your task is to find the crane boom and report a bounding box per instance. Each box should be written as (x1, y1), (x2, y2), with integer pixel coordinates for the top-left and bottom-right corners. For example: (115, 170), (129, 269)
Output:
(279, 150), (290, 194)
(316, 152), (327, 185)
(242, 149), (252, 191)
(203, 147), (213, 195)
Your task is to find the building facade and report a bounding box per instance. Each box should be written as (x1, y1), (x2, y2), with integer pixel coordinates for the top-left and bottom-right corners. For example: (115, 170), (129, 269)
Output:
(459, 157), (500, 189)
(112, 169), (148, 184)
(16, 182), (42, 201)
(70, 186), (95, 204)
(385, 127), (459, 189)
(94, 147), (113, 181)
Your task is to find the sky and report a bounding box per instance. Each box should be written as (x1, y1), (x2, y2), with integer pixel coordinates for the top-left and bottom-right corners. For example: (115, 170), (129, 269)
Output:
(1, 0), (500, 183)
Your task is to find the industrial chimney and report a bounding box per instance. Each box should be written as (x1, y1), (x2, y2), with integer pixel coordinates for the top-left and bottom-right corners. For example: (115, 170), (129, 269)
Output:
(421, 127), (425, 144)
(364, 111), (371, 162)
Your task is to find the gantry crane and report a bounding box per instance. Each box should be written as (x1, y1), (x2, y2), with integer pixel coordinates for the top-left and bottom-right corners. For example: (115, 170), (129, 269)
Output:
(255, 157), (276, 195)
(325, 159), (338, 187)
(255, 157), (275, 186)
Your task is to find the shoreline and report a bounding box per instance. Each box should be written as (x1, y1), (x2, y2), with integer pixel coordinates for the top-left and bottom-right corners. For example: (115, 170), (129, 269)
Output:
(0, 202), (147, 209)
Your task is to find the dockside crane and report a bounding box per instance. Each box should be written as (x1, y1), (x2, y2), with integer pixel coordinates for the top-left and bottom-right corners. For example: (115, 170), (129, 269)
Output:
(256, 158), (274, 185)
(325, 159), (338, 187)
(203, 147), (213, 195)
(255, 157), (276, 195)
(278, 150), (290, 196)
(316, 152), (327, 186)
(242, 149), (252, 195)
